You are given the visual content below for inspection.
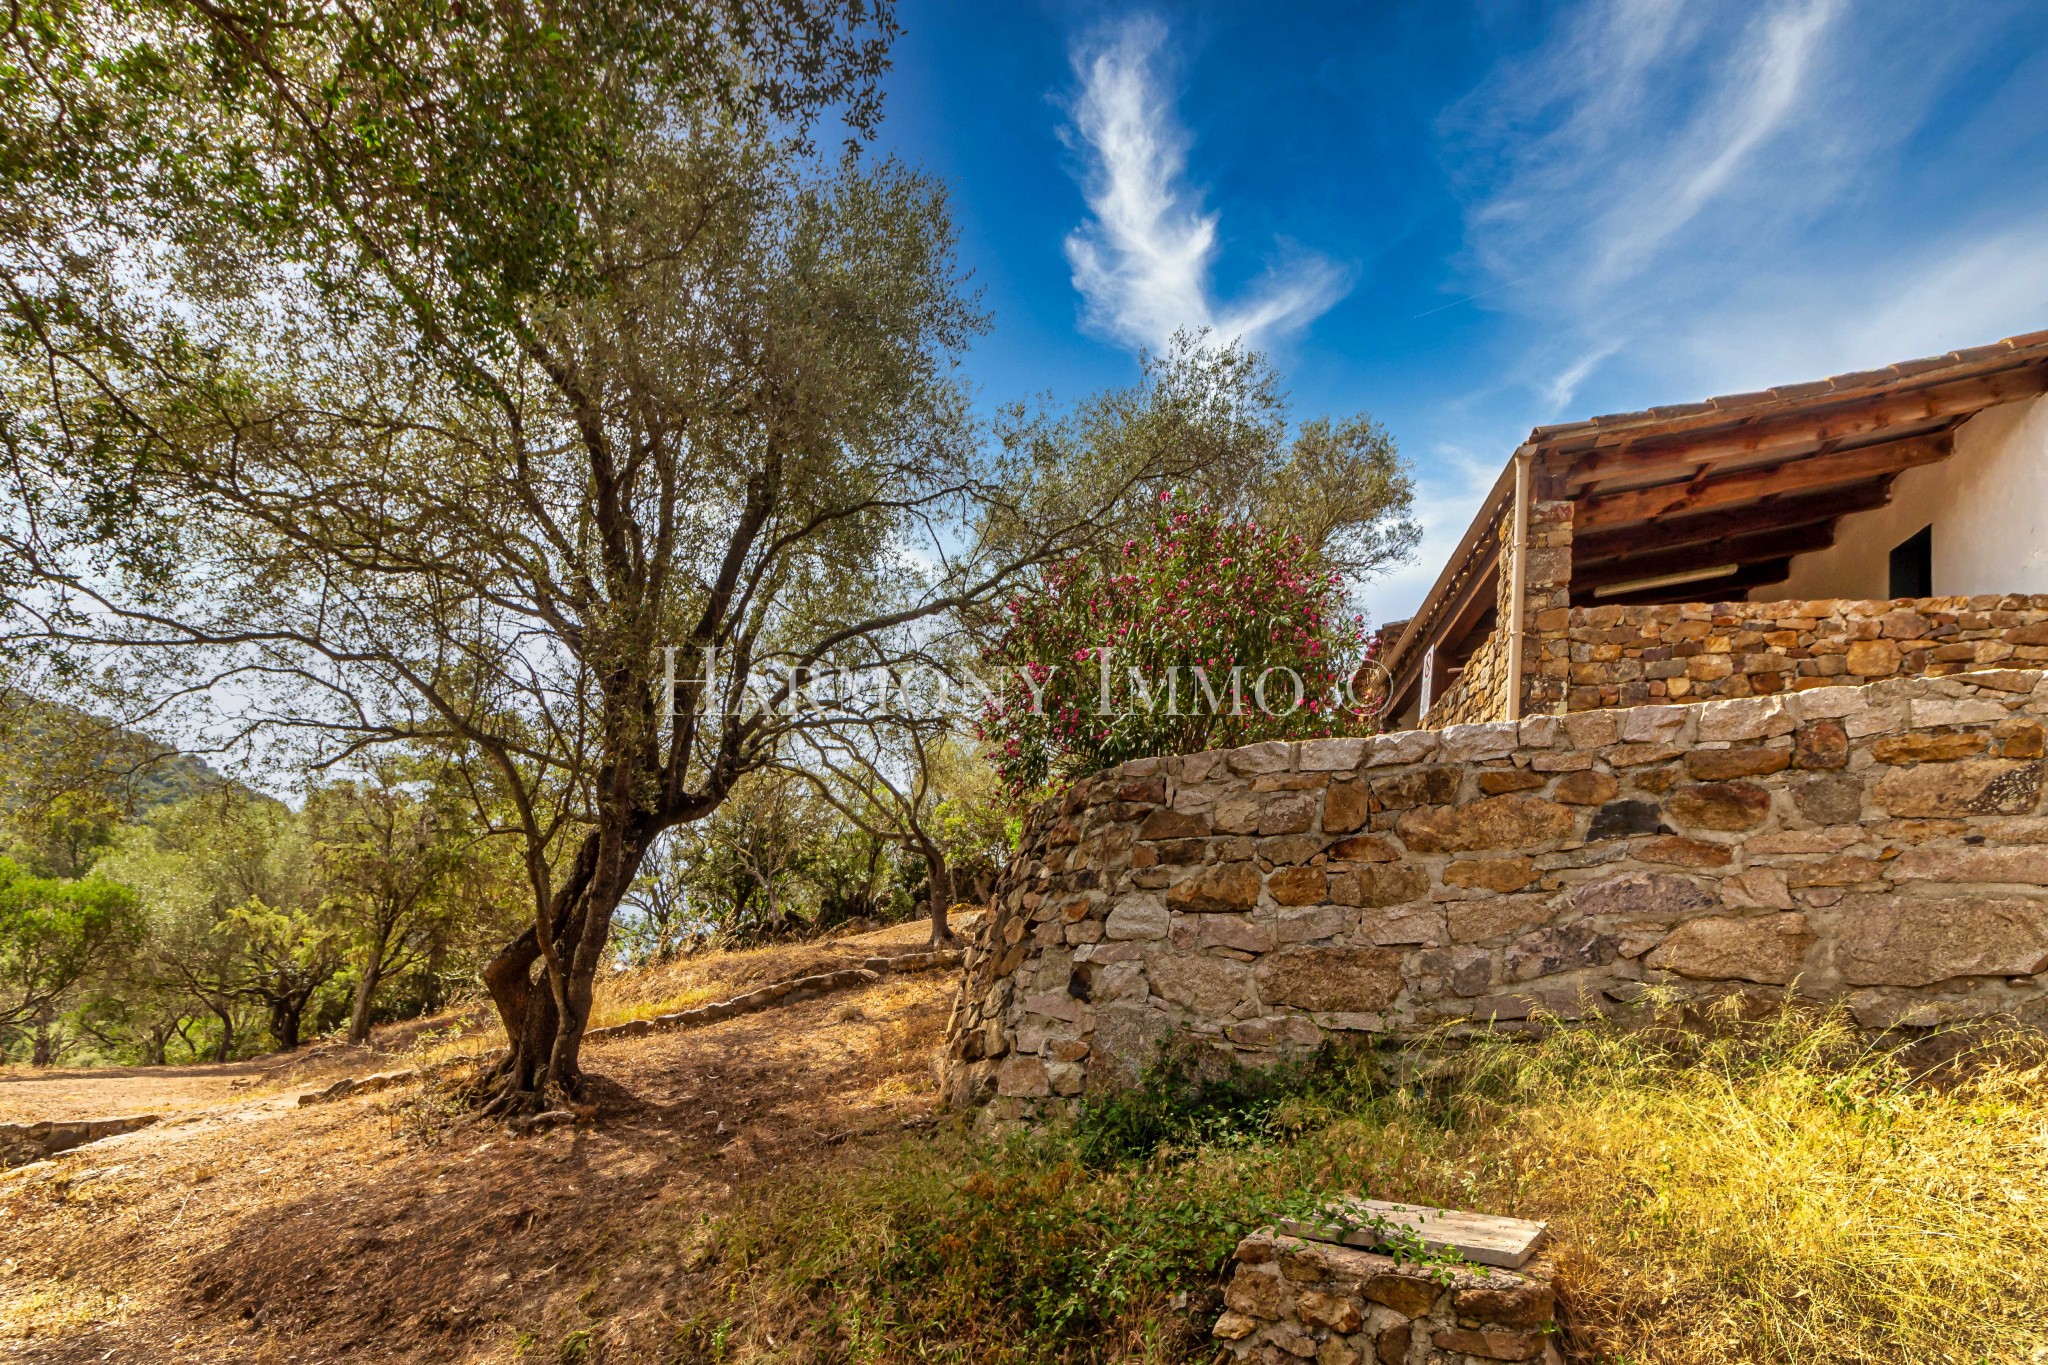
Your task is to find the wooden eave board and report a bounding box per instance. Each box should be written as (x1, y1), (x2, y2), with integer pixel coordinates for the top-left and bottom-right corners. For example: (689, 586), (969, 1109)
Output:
(1273, 1197), (1549, 1270)
(1570, 413), (1963, 499)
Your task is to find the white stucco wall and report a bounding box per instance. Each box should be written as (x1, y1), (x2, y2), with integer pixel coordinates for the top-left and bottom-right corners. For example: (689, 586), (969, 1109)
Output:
(1764, 393), (2048, 601)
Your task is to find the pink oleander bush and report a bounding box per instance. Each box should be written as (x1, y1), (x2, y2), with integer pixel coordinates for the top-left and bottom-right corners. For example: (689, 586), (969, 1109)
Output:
(980, 495), (1379, 795)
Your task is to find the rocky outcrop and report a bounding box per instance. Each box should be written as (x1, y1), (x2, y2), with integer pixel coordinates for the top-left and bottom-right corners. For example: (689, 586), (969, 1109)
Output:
(942, 673), (2048, 1120)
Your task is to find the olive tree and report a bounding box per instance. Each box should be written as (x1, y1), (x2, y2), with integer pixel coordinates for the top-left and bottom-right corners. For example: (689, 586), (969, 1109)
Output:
(0, 1), (1184, 1110)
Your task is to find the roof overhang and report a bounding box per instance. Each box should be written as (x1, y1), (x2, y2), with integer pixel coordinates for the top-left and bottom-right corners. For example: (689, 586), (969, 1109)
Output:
(1382, 327), (2048, 720)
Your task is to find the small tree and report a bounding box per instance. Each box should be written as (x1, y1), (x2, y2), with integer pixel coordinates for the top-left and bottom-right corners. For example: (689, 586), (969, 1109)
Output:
(981, 498), (1379, 794)
(0, 859), (143, 1064)
(790, 720), (1013, 945)
(310, 766), (482, 1044)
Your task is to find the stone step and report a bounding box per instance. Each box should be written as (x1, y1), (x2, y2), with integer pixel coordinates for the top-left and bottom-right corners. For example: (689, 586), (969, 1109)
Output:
(1274, 1196), (1549, 1269)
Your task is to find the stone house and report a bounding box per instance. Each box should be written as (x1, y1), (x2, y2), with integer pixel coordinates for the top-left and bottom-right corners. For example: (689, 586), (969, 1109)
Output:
(1378, 329), (2048, 729)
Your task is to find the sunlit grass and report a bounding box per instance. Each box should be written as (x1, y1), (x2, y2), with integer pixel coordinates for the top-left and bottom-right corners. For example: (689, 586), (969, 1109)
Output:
(689, 1002), (2048, 1364)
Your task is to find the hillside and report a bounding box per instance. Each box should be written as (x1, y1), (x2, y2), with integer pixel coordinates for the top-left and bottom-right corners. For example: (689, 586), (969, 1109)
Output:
(0, 918), (965, 1363)
(5, 916), (2047, 1365)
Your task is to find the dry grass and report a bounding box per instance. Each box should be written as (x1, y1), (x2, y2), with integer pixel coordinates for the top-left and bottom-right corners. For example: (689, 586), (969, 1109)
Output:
(0, 919), (965, 1364)
(699, 1002), (2048, 1365)
(6, 930), (2033, 1365)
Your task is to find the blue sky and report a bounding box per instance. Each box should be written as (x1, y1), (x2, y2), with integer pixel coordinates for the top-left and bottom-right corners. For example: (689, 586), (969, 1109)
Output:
(871, 0), (2048, 624)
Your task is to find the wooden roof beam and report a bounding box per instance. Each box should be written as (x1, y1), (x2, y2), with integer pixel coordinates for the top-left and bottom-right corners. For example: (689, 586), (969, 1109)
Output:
(1575, 557), (1793, 608)
(1570, 481), (1894, 567)
(1574, 433), (1951, 532)
(1573, 520), (1837, 593)
(1550, 364), (2046, 486)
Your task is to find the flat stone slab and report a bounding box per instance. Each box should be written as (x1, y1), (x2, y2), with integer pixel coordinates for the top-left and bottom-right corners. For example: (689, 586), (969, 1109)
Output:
(1274, 1196), (1549, 1269)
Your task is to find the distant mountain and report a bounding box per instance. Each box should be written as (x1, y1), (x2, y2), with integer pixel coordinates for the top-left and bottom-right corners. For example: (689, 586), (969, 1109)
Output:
(0, 692), (256, 819)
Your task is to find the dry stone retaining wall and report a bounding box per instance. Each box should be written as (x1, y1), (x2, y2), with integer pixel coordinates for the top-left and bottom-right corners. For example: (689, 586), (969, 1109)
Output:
(941, 672), (2048, 1120)
(1553, 595), (2048, 713)
(0, 1113), (158, 1168)
(1217, 1231), (1560, 1365)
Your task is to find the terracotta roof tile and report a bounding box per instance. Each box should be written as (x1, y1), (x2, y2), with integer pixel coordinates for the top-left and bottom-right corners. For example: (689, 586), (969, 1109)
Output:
(1770, 380), (1836, 400)
(1710, 389), (1776, 408)
(1824, 368), (1896, 389)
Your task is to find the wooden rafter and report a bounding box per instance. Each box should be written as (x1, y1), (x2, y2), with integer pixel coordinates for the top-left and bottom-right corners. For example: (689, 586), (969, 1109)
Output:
(1570, 481), (1893, 567)
(1572, 520), (1837, 593)
(1552, 365), (2046, 488)
(1577, 557), (1793, 608)
(1573, 434), (1951, 532)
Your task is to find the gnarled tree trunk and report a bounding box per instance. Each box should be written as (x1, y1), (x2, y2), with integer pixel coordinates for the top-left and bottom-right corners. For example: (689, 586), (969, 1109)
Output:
(478, 816), (654, 1114)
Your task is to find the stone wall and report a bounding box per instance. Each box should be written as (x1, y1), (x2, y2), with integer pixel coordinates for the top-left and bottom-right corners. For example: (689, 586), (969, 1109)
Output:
(1556, 595), (2048, 712)
(0, 1113), (158, 1168)
(1422, 502), (1575, 731)
(941, 672), (2048, 1120)
(1217, 1231), (1560, 1365)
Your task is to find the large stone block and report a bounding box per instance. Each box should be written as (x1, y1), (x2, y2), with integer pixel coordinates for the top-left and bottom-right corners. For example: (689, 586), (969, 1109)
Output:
(1448, 894), (1553, 944)
(1356, 902), (1447, 946)
(1256, 946), (1404, 1012)
(1644, 913), (1813, 984)
(1874, 759), (2044, 817)
(1585, 799), (1664, 840)
(1666, 782), (1774, 831)
(1438, 722), (1519, 763)
(1259, 793), (1319, 835)
(1834, 894), (2048, 986)
(1890, 846), (2048, 884)
(1505, 923), (1618, 981)
(1104, 895), (1170, 940)
(1141, 809), (1209, 840)
(1443, 857), (1537, 892)
(1396, 795), (1575, 853)
(1299, 737), (1369, 771)
(1323, 780), (1376, 835)
(1223, 1262), (1287, 1318)
(1370, 766), (1462, 810)
(1792, 773), (1866, 825)
(1569, 872), (1717, 920)
(1166, 863), (1262, 912)
(1338, 862), (1429, 908)
(1146, 954), (1254, 1013)
(995, 1056), (1051, 1097)
(1169, 913), (1272, 954)
(1553, 769), (1619, 805)
(1268, 866), (1329, 906)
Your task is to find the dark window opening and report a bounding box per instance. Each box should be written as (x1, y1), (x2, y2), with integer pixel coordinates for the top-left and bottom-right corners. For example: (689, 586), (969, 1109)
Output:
(1889, 524), (1932, 599)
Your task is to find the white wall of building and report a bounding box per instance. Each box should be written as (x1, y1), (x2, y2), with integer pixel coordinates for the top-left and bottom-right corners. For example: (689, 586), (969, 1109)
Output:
(1764, 393), (2048, 602)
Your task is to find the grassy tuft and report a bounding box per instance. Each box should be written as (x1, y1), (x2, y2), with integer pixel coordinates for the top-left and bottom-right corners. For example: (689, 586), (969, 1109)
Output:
(685, 1003), (2048, 1364)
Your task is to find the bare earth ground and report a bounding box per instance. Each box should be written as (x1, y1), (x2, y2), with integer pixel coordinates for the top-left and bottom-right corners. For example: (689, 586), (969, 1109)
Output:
(0, 918), (969, 1363)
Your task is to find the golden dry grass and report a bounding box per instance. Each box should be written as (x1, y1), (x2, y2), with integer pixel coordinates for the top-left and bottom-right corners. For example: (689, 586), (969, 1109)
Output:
(701, 1002), (2048, 1365)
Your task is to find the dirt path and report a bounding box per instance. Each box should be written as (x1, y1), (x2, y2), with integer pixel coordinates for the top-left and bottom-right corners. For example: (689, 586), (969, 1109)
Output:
(0, 923), (968, 1363)
(0, 1060), (316, 1127)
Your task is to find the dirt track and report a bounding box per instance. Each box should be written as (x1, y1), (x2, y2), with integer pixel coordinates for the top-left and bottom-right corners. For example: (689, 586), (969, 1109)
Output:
(0, 920), (966, 1363)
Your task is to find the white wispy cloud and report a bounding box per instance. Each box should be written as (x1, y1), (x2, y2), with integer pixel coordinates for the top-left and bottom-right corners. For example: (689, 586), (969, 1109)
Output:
(1446, 0), (2046, 410)
(1365, 0), (2048, 625)
(1061, 16), (1349, 353)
